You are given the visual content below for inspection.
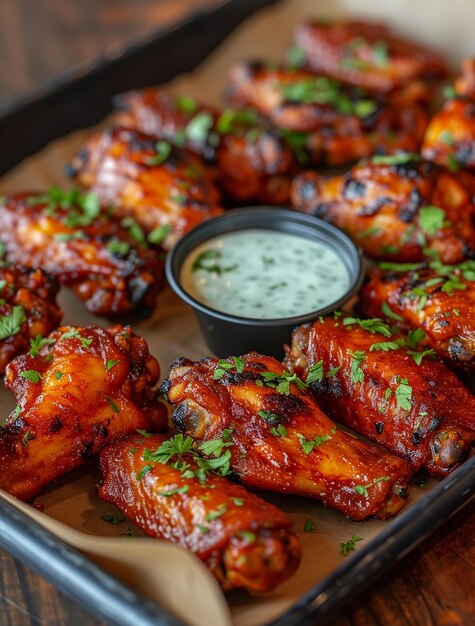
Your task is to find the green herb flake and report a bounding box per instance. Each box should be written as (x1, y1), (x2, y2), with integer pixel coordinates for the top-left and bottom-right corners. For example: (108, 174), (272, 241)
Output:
(371, 153), (421, 166)
(307, 360), (324, 384)
(136, 464), (153, 480)
(175, 95), (199, 115)
(107, 397), (120, 413)
(106, 359), (120, 372)
(106, 238), (130, 257)
(286, 46), (307, 68)
(54, 371), (63, 380)
(373, 40), (389, 67)
(22, 431), (34, 447)
(304, 518), (315, 533)
(101, 514), (126, 526)
(395, 378), (412, 411)
(232, 498), (245, 506)
(270, 424), (287, 438)
(258, 410), (282, 424)
(0, 305), (26, 341)
(28, 334), (55, 357)
(340, 535), (363, 556)
(159, 485), (190, 497)
(347, 350), (366, 384)
(147, 223), (171, 245)
(297, 432), (332, 455)
(19, 370), (43, 384)
(419, 206), (448, 236)
(186, 112), (214, 144)
(145, 140), (172, 166)
(381, 301), (404, 322)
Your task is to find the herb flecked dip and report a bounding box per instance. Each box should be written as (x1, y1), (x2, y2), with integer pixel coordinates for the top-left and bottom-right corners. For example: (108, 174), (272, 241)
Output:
(180, 229), (350, 319)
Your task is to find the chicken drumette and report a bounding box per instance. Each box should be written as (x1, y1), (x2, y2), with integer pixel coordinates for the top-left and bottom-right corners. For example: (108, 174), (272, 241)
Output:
(162, 354), (412, 521)
(0, 325), (167, 500)
(292, 19), (447, 100)
(0, 189), (165, 319)
(225, 62), (428, 166)
(422, 59), (475, 170)
(67, 126), (223, 250)
(0, 266), (62, 374)
(99, 433), (301, 592)
(284, 316), (475, 477)
(291, 154), (475, 263)
(114, 89), (297, 205)
(358, 261), (475, 371)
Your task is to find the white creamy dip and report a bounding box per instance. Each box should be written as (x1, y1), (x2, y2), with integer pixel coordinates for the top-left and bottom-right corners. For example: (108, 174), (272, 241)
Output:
(180, 229), (350, 319)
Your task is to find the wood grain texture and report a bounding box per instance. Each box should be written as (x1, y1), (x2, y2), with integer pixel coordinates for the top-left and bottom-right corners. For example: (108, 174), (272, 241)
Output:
(0, 1), (474, 625)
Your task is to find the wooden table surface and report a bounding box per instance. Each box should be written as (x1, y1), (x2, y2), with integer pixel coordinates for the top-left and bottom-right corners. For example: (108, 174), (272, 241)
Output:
(0, 1), (474, 625)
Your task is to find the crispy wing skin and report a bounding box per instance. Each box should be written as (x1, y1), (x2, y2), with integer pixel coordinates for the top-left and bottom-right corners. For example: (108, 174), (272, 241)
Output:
(67, 127), (223, 250)
(358, 264), (475, 371)
(291, 158), (475, 263)
(422, 60), (475, 170)
(225, 61), (428, 166)
(0, 325), (167, 501)
(0, 192), (165, 319)
(284, 318), (475, 477)
(0, 267), (62, 374)
(114, 89), (296, 204)
(99, 433), (301, 592)
(293, 20), (447, 96)
(163, 354), (412, 521)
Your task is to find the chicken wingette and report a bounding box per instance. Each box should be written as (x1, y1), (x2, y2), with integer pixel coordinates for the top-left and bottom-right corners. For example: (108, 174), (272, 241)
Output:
(0, 266), (62, 374)
(291, 154), (475, 263)
(67, 126), (223, 250)
(0, 325), (167, 501)
(114, 89), (297, 205)
(0, 189), (165, 319)
(162, 354), (413, 521)
(284, 316), (475, 477)
(292, 19), (447, 100)
(225, 61), (428, 166)
(422, 59), (475, 170)
(98, 433), (301, 592)
(358, 261), (475, 371)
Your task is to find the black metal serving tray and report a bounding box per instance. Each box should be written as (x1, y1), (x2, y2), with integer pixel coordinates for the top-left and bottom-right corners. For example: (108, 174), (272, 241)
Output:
(0, 1), (474, 624)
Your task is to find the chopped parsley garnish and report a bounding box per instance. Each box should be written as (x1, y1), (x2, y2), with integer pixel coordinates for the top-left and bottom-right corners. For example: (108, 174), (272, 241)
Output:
(19, 370), (43, 384)
(270, 424), (288, 438)
(136, 464), (153, 480)
(373, 40), (389, 67)
(286, 46), (307, 68)
(419, 206), (449, 236)
(175, 95), (199, 115)
(205, 503), (227, 522)
(370, 339), (405, 352)
(343, 316), (392, 337)
(381, 301), (404, 322)
(216, 108), (257, 134)
(237, 530), (256, 543)
(22, 431), (34, 447)
(304, 518), (315, 533)
(106, 238), (130, 257)
(213, 356), (245, 380)
(54, 371), (63, 380)
(306, 360), (324, 383)
(136, 429), (154, 437)
(395, 378), (412, 411)
(356, 226), (382, 240)
(0, 305), (26, 340)
(447, 154), (459, 172)
(106, 359), (120, 372)
(297, 432), (333, 455)
(353, 476), (390, 497)
(147, 223), (171, 245)
(158, 485), (190, 497)
(120, 217), (146, 244)
(60, 329), (92, 349)
(371, 153), (421, 166)
(340, 535), (363, 556)
(347, 350), (365, 384)
(27, 187), (101, 228)
(258, 410), (282, 424)
(186, 112), (214, 144)
(280, 130), (309, 164)
(28, 334), (55, 357)
(107, 397), (120, 413)
(258, 370), (307, 394)
(144, 141), (171, 166)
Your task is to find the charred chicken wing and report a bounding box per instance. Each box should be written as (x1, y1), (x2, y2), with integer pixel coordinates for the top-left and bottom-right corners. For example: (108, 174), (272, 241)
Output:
(114, 89), (297, 205)
(99, 433), (301, 592)
(226, 62), (428, 166)
(162, 354), (412, 521)
(292, 20), (447, 99)
(67, 126), (223, 249)
(0, 266), (62, 374)
(291, 155), (475, 263)
(0, 189), (165, 319)
(358, 261), (475, 371)
(0, 325), (167, 500)
(422, 59), (475, 170)
(284, 317), (475, 477)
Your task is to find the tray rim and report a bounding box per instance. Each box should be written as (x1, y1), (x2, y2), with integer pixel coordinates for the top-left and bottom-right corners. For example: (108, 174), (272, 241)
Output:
(1, 0), (474, 624)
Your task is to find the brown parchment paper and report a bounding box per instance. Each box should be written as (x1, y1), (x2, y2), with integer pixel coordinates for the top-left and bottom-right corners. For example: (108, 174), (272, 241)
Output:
(0, 1), (471, 625)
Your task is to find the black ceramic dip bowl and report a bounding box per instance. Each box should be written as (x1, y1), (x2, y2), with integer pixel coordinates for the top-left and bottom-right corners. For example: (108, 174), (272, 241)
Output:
(166, 207), (364, 358)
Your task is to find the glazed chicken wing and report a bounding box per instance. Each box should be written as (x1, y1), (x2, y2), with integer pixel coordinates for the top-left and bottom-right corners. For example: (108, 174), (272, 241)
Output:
(284, 317), (475, 477)
(99, 433), (301, 592)
(226, 61), (428, 166)
(292, 20), (447, 98)
(67, 126), (223, 250)
(291, 155), (475, 263)
(358, 261), (475, 371)
(0, 190), (165, 319)
(162, 354), (412, 521)
(114, 89), (297, 205)
(0, 266), (62, 374)
(422, 59), (475, 170)
(0, 325), (167, 501)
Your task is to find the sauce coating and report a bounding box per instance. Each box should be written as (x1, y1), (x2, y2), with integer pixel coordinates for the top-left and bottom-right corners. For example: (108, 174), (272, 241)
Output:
(180, 229), (350, 319)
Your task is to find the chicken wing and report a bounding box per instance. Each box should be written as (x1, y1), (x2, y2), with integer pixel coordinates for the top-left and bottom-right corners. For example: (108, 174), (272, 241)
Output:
(422, 59), (475, 170)
(358, 261), (475, 371)
(99, 433), (301, 592)
(0, 325), (167, 501)
(225, 61), (428, 166)
(114, 89), (297, 205)
(67, 126), (223, 249)
(0, 266), (62, 374)
(291, 155), (475, 263)
(292, 20), (447, 98)
(162, 354), (412, 521)
(0, 190), (165, 319)
(284, 317), (475, 477)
